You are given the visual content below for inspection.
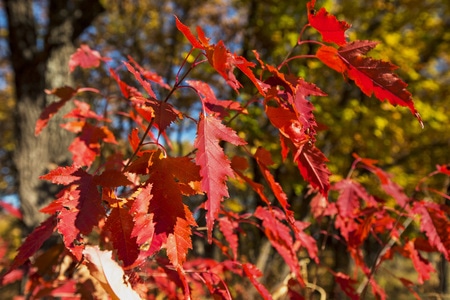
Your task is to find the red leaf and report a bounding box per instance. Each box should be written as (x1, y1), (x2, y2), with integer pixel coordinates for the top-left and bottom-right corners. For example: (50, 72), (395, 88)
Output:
(69, 44), (110, 72)
(412, 201), (450, 260)
(265, 104), (307, 146)
(67, 123), (117, 168)
(242, 263), (272, 300)
(64, 99), (109, 121)
(255, 148), (290, 212)
(231, 156), (272, 206)
(35, 86), (77, 135)
(83, 246), (141, 299)
(293, 220), (318, 263)
(69, 136), (98, 167)
(130, 184), (155, 250)
(145, 152), (197, 260)
(332, 272), (359, 300)
(399, 277), (422, 300)
(339, 41), (422, 126)
(166, 217), (193, 268)
(1, 269), (24, 286)
(232, 55), (268, 96)
(291, 80), (326, 132)
(316, 42), (422, 126)
(7, 215), (56, 271)
(110, 68), (132, 98)
(296, 144), (330, 197)
(127, 55), (171, 90)
(123, 61), (157, 99)
(316, 45), (347, 73)
(307, 2), (350, 46)
(218, 217), (239, 260)
(334, 179), (374, 218)
(145, 99), (182, 133)
(56, 171), (104, 259)
(93, 169), (133, 187)
(40, 165), (82, 185)
(436, 164), (450, 176)
(175, 16), (205, 50)
(265, 103), (330, 196)
(254, 206), (303, 284)
(187, 80), (247, 118)
(355, 154), (410, 207)
(310, 192), (337, 218)
(104, 195), (139, 268)
(403, 240), (435, 284)
(0, 200), (22, 219)
(195, 114), (246, 242)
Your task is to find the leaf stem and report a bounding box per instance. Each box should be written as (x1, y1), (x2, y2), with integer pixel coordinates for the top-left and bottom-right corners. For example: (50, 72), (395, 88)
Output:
(124, 50), (204, 170)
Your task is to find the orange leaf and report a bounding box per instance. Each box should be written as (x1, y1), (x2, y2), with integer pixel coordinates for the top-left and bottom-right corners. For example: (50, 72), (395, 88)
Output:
(316, 45), (347, 73)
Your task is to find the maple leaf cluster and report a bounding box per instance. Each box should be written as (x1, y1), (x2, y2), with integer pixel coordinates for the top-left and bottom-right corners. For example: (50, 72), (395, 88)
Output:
(1, 1), (448, 299)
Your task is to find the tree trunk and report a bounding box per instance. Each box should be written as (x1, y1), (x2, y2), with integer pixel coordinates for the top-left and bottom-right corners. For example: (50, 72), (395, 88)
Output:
(4, 0), (104, 231)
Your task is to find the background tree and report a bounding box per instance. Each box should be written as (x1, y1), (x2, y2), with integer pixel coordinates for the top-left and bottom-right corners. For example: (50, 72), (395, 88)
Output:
(0, 0), (449, 298)
(1, 0), (104, 230)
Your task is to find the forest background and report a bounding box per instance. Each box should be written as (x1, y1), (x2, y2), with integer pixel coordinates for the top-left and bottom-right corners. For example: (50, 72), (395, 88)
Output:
(0, 0), (449, 298)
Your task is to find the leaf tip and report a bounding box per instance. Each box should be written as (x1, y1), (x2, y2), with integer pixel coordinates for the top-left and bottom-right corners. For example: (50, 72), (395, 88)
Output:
(415, 112), (424, 129)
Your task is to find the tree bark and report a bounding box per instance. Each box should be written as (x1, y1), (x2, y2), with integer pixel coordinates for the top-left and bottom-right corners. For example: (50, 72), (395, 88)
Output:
(4, 0), (104, 231)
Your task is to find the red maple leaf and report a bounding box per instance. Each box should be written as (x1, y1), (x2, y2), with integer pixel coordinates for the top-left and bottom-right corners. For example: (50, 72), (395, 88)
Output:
(242, 263), (272, 300)
(6, 215), (56, 272)
(218, 216), (239, 260)
(231, 156), (272, 206)
(187, 80), (247, 118)
(65, 122), (117, 167)
(166, 217), (193, 268)
(354, 153), (410, 207)
(334, 179), (375, 218)
(265, 102), (330, 196)
(290, 80), (326, 135)
(255, 147), (290, 213)
(195, 114), (246, 242)
(316, 42), (423, 126)
(175, 16), (206, 50)
(44, 170), (104, 259)
(143, 152), (198, 265)
(144, 98), (182, 133)
(123, 61), (157, 99)
(265, 104), (307, 147)
(35, 86), (78, 135)
(130, 184), (155, 251)
(254, 206), (303, 284)
(39, 164), (82, 185)
(413, 201), (450, 260)
(296, 144), (330, 196)
(332, 271), (359, 300)
(104, 204), (139, 268)
(93, 169), (133, 187)
(127, 55), (171, 90)
(0, 200), (22, 219)
(403, 240), (435, 284)
(110, 68), (132, 98)
(176, 16), (266, 95)
(293, 220), (319, 263)
(307, 1), (350, 46)
(64, 99), (109, 121)
(69, 44), (110, 72)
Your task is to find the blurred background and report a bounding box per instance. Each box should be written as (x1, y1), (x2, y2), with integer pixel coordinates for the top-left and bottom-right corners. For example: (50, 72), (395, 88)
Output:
(0, 0), (449, 298)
